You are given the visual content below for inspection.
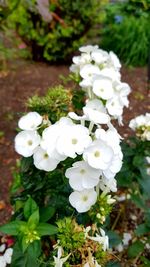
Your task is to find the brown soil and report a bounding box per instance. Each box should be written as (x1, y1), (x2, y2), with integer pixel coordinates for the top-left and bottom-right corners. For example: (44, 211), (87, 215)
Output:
(0, 60), (150, 225)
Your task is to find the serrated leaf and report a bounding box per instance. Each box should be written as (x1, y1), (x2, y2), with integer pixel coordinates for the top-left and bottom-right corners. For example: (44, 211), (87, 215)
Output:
(39, 206), (55, 222)
(36, 223), (58, 236)
(128, 240), (145, 258)
(0, 221), (27, 236)
(24, 197), (38, 220)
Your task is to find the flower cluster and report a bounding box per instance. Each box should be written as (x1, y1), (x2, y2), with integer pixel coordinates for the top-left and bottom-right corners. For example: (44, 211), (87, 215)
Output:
(15, 110), (122, 213)
(129, 113), (150, 141)
(13, 45), (131, 266)
(70, 45), (131, 124)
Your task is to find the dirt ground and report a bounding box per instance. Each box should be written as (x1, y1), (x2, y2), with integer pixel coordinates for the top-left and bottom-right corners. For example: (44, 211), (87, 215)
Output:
(0, 60), (150, 225)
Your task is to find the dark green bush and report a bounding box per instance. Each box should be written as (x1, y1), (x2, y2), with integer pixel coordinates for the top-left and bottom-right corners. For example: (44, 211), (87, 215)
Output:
(101, 0), (150, 66)
(5, 0), (104, 62)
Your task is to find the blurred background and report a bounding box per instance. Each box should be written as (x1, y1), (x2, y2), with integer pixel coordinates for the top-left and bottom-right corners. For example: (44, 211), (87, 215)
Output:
(0, 0), (150, 65)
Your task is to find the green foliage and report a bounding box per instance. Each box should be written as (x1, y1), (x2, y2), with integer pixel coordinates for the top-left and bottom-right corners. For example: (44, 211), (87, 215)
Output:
(0, 197), (58, 266)
(27, 85), (72, 123)
(56, 217), (85, 252)
(128, 240), (145, 258)
(11, 241), (41, 267)
(88, 193), (113, 225)
(107, 231), (122, 248)
(4, 0), (104, 62)
(116, 137), (150, 197)
(101, 1), (150, 66)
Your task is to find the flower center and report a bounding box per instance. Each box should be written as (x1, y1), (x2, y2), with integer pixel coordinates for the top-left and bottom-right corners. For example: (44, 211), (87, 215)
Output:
(94, 150), (100, 158)
(72, 138), (78, 145)
(28, 140), (33, 146)
(43, 153), (49, 159)
(82, 195), (88, 201)
(80, 169), (86, 174)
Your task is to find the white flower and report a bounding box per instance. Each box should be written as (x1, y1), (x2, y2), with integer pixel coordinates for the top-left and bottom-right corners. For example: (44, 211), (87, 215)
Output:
(33, 147), (59, 171)
(68, 112), (86, 122)
(92, 76), (114, 100)
(3, 248), (13, 264)
(83, 140), (114, 170)
(0, 248), (13, 267)
(108, 51), (121, 70)
(15, 130), (41, 157)
(80, 64), (101, 80)
(65, 161), (101, 191)
(41, 118), (73, 161)
(0, 257), (6, 267)
(99, 176), (117, 193)
(53, 247), (70, 267)
(79, 45), (99, 53)
(99, 68), (121, 81)
(91, 49), (108, 65)
(123, 233), (132, 246)
(0, 244), (6, 253)
(56, 124), (92, 158)
(83, 99), (110, 124)
(18, 112), (42, 130)
(88, 228), (109, 251)
(73, 53), (91, 66)
(95, 127), (122, 156)
(129, 113), (150, 130)
(69, 189), (97, 213)
(106, 96), (123, 117)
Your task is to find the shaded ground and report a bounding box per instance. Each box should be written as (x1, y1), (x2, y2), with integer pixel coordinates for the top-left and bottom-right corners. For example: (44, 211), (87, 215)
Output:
(0, 60), (150, 225)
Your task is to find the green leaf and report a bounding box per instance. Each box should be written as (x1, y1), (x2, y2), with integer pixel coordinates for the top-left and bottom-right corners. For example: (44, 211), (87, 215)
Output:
(131, 194), (146, 210)
(133, 155), (144, 167)
(28, 210), (39, 230)
(11, 241), (40, 267)
(20, 157), (33, 173)
(10, 172), (21, 194)
(140, 256), (150, 266)
(22, 236), (29, 253)
(128, 240), (145, 258)
(135, 223), (150, 237)
(106, 261), (121, 267)
(0, 221), (27, 236)
(36, 223), (58, 236)
(28, 240), (41, 258)
(24, 197), (38, 220)
(40, 206), (55, 222)
(107, 231), (122, 248)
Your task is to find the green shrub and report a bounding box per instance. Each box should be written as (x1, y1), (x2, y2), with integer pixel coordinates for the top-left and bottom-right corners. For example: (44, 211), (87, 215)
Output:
(5, 0), (105, 62)
(101, 1), (150, 66)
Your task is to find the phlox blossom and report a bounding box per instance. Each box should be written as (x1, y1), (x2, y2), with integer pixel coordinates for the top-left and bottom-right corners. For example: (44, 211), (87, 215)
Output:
(56, 124), (92, 158)
(65, 161), (101, 191)
(83, 140), (114, 170)
(15, 130), (41, 157)
(69, 189), (97, 213)
(18, 112), (42, 130)
(33, 147), (59, 171)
